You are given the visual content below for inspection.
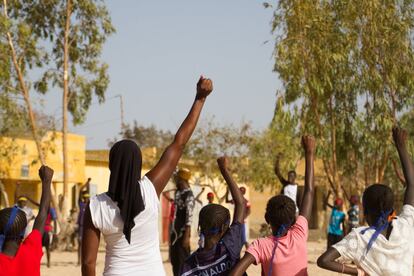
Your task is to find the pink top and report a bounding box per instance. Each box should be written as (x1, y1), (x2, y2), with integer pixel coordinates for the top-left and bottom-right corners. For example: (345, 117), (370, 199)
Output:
(247, 216), (308, 276)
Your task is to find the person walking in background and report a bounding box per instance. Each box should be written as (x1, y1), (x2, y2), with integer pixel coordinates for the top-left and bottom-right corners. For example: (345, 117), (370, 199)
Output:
(169, 168), (195, 276)
(81, 76), (213, 276)
(324, 196), (346, 249)
(347, 195), (360, 232)
(162, 168), (197, 271)
(43, 206), (57, 268)
(14, 184), (35, 236)
(206, 192), (215, 204)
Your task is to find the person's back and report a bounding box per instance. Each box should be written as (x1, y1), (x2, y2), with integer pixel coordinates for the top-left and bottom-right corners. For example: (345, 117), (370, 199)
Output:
(347, 204), (359, 230)
(230, 135), (316, 276)
(328, 208), (345, 236)
(248, 215), (308, 275)
(0, 228), (43, 276)
(89, 176), (164, 275)
(317, 127), (414, 276)
(333, 204), (414, 275)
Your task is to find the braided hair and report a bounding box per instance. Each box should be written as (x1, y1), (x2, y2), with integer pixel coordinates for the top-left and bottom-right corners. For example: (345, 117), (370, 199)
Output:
(265, 195), (296, 234)
(0, 208), (27, 240)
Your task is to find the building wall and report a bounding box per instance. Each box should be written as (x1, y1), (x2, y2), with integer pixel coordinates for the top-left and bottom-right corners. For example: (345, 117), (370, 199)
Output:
(0, 132), (86, 211)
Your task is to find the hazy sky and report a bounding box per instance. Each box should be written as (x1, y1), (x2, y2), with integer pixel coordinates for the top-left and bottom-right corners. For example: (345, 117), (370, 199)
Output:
(41, 0), (282, 149)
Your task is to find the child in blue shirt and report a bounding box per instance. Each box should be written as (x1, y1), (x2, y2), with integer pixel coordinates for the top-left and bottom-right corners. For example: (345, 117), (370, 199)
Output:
(325, 197), (346, 248)
(180, 157), (246, 276)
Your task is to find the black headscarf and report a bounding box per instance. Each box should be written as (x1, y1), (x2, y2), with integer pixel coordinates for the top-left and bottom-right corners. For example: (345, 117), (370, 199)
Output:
(107, 140), (145, 243)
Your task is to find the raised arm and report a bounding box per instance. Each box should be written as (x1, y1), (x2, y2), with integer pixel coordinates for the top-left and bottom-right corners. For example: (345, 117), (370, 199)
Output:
(274, 154), (289, 186)
(195, 187), (205, 204)
(229, 253), (256, 276)
(217, 156), (245, 224)
(25, 196), (40, 207)
(146, 76), (213, 196)
(33, 166), (53, 234)
(392, 159), (406, 186)
(323, 191), (334, 210)
(162, 189), (175, 202)
(393, 127), (414, 206)
(299, 135), (315, 221)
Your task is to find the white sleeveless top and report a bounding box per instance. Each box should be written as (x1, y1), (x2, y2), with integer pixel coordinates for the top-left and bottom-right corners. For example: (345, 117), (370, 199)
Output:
(89, 176), (165, 276)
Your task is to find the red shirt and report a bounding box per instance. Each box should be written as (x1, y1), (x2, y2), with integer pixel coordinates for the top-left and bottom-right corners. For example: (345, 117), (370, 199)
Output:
(0, 230), (43, 276)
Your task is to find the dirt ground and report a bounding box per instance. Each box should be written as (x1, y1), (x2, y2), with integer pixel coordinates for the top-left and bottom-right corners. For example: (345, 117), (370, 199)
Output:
(40, 240), (336, 276)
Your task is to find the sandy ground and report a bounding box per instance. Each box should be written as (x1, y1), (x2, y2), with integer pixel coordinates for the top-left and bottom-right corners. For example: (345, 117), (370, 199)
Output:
(40, 240), (336, 276)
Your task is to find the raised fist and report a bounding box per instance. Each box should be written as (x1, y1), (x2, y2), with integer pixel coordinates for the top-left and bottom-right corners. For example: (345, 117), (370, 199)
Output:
(39, 165), (54, 183)
(392, 127), (408, 148)
(196, 75), (213, 99)
(302, 135), (316, 154)
(217, 156), (230, 169)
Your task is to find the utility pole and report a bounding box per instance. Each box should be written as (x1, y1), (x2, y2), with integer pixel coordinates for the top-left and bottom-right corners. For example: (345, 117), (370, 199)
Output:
(116, 94), (125, 131)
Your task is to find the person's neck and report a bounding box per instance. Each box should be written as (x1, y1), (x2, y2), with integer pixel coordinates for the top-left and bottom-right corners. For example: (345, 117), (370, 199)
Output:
(1, 241), (20, 257)
(202, 238), (219, 251)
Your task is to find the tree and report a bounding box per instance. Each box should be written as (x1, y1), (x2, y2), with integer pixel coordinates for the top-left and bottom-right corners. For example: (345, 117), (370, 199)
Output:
(0, 0), (50, 164)
(112, 121), (174, 157)
(248, 96), (300, 191)
(184, 119), (254, 202)
(270, 0), (414, 198)
(37, 0), (115, 215)
(0, 0), (64, 219)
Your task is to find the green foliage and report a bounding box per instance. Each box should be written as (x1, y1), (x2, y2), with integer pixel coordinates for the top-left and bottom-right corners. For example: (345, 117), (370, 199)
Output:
(248, 96), (300, 191)
(0, 1), (55, 137)
(112, 121), (174, 153)
(270, 0), (414, 196)
(36, 0), (115, 125)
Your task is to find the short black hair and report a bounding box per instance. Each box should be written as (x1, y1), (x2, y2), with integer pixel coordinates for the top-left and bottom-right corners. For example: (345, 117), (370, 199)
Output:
(362, 184), (394, 218)
(265, 195), (296, 232)
(288, 171), (296, 177)
(199, 204), (230, 236)
(0, 208), (27, 240)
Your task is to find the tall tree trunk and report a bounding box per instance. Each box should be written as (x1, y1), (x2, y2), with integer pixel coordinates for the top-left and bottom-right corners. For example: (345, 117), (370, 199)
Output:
(328, 96), (343, 199)
(3, 0), (62, 223)
(61, 0), (72, 217)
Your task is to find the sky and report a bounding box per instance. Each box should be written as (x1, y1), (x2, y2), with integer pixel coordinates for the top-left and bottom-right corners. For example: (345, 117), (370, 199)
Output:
(40, 0), (282, 149)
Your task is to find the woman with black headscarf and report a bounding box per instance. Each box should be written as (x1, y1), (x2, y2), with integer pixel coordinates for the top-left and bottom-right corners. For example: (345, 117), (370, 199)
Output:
(81, 76), (213, 276)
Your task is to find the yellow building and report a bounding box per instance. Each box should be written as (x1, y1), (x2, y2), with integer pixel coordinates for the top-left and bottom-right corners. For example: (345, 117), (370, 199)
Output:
(0, 133), (330, 241)
(0, 132), (85, 211)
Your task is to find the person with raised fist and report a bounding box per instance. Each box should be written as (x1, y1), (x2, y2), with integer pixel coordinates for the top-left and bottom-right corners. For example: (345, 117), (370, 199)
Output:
(318, 127), (414, 276)
(81, 76), (213, 276)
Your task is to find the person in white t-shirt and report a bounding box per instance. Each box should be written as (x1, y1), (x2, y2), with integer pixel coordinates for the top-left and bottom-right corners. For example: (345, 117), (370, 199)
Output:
(81, 76), (213, 276)
(274, 155), (301, 211)
(317, 127), (414, 276)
